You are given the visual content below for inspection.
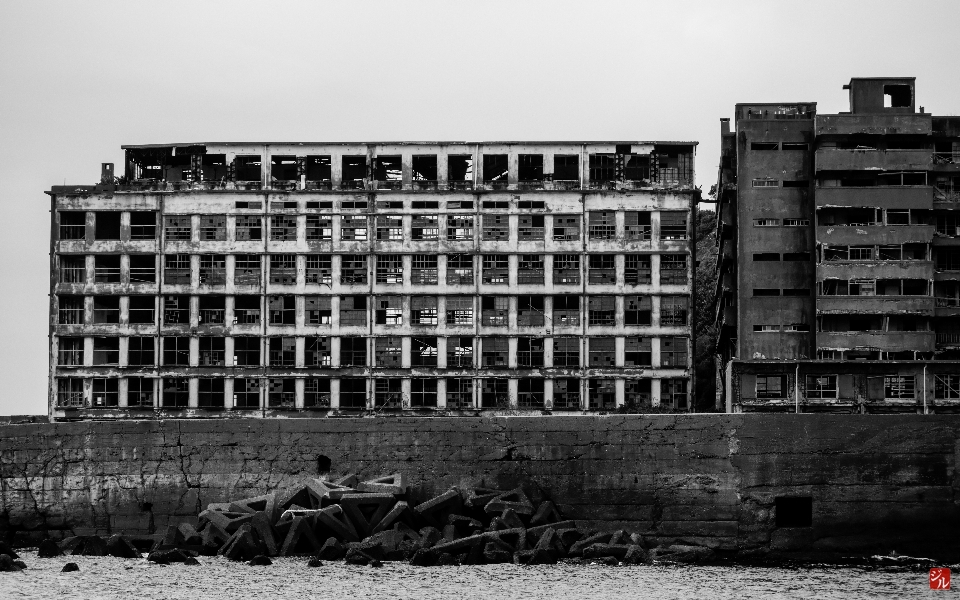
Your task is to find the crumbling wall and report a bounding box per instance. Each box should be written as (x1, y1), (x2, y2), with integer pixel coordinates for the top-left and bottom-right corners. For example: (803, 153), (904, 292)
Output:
(0, 415), (958, 559)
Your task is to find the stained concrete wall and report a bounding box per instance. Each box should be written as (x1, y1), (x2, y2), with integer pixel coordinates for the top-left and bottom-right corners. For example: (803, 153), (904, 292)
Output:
(1, 415), (958, 559)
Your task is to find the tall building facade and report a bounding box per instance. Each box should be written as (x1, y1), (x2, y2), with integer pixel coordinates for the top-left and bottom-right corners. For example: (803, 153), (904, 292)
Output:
(715, 77), (960, 412)
(48, 142), (697, 420)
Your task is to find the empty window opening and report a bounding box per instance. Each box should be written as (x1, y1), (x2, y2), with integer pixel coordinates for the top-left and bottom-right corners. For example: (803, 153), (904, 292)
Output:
(517, 338), (545, 367)
(305, 156), (332, 186)
(95, 212), (121, 240)
(60, 255), (85, 284)
(92, 378), (119, 408)
(518, 379), (545, 409)
(235, 156), (262, 181)
(753, 253), (780, 262)
(411, 379), (438, 408)
(60, 211), (86, 240)
(751, 142), (779, 151)
(341, 156), (367, 189)
(624, 337), (651, 367)
(753, 288), (780, 297)
(775, 497), (813, 527)
(554, 155), (579, 182)
(448, 155), (474, 187)
(128, 296), (154, 324)
(162, 336), (190, 366)
(518, 154), (543, 183)
(589, 154), (616, 185)
(375, 155), (402, 187)
(340, 337), (367, 366)
(92, 337), (119, 365)
(624, 154), (651, 181)
(198, 336), (225, 366)
(234, 296), (261, 325)
(58, 295), (84, 325)
(305, 379), (331, 409)
(553, 337), (580, 367)
(130, 212), (156, 239)
(128, 337), (154, 366)
(270, 155), (298, 182)
(93, 296), (120, 324)
(517, 295), (545, 326)
(198, 378), (225, 409)
(198, 296), (225, 325)
(412, 337), (438, 366)
(447, 336), (473, 367)
(883, 85), (911, 108)
(482, 154), (509, 183)
(412, 155), (437, 183)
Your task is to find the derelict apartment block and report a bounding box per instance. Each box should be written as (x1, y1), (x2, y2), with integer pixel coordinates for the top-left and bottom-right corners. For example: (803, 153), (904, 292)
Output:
(715, 77), (960, 412)
(48, 142), (697, 420)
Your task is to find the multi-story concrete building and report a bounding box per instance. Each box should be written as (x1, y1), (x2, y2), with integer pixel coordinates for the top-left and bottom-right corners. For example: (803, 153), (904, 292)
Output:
(48, 141), (697, 420)
(715, 77), (960, 413)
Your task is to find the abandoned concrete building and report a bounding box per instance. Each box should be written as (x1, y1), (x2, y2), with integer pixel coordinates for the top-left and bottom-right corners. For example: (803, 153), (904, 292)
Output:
(48, 142), (697, 420)
(714, 77), (960, 412)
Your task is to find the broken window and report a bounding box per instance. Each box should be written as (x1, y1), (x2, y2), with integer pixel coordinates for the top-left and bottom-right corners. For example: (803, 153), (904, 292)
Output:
(589, 154), (616, 186)
(439, 296), (471, 326)
(303, 255), (332, 286)
(58, 337), (84, 366)
(588, 296), (615, 326)
(410, 379), (438, 407)
(268, 378), (297, 408)
(660, 212), (688, 240)
(125, 212), (156, 240)
(163, 254), (191, 285)
(443, 377), (472, 410)
(411, 296), (438, 326)
(412, 155), (437, 187)
(588, 255), (616, 285)
(60, 211), (86, 240)
(375, 296), (403, 326)
(374, 378), (402, 409)
(91, 378), (119, 408)
(935, 374), (960, 399)
(198, 296), (225, 325)
(58, 295), (84, 325)
(481, 296), (509, 326)
(482, 214), (509, 241)
(553, 155), (579, 184)
(335, 377), (364, 409)
(806, 375), (838, 399)
(481, 338), (509, 367)
(270, 254), (297, 285)
(447, 337), (474, 367)
(756, 375), (785, 399)
(60, 255), (86, 284)
(95, 212), (121, 240)
(374, 155), (402, 188)
(339, 337), (367, 367)
(93, 296), (120, 324)
(304, 378), (331, 408)
(553, 295), (580, 326)
(625, 379), (651, 407)
(660, 254), (688, 285)
(446, 215), (474, 241)
(662, 378), (688, 409)
(126, 296), (153, 324)
(236, 216), (262, 241)
(306, 215), (333, 241)
(482, 154), (509, 185)
(588, 211), (616, 240)
(482, 255), (509, 284)
(588, 379), (616, 410)
(410, 255), (438, 286)
(660, 337), (688, 367)
(340, 155), (367, 189)
(517, 338), (545, 367)
(126, 377), (153, 407)
(624, 337), (651, 367)
(588, 338), (616, 367)
(339, 215), (368, 241)
(339, 295), (367, 326)
(164, 216), (191, 241)
(624, 296), (651, 326)
(270, 215), (297, 241)
(624, 154), (651, 181)
(267, 337), (296, 367)
(376, 255), (404, 284)
(660, 297), (688, 326)
(624, 255), (652, 285)
(446, 254), (474, 285)
(377, 215), (404, 241)
(305, 155), (332, 188)
(198, 255), (225, 285)
(447, 155), (474, 189)
(340, 255), (368, 285)
(551, 337), (579, 367)
(412, 337), (438, 366)
(517, 378), (544, 409)
(270, 155), (298, 183)
(231, 336), (259, 367)
(624, 212), (652, 241)
(162, 336), (190, 366)
(267, 295), (295, 326)
(883, 84), (911, 108)
(553, 215), (580, 241)
(234, 296), (261, 325)
(233, 377), (261, 408)
(549, 256), (580, 289)
(235, 156), (262, 181)
(199, 215), (226, 241)
(198, 378), (224, 409)
(128, 337), (155, 366)
(517, 295), (545, 326)
(57, 377), (85, 408)
(517, 215), (545, 241)
(304, 296), (332, 325)
(480, 378), (509, 408)
(553, 378), (580, 410)
(410, 215), (440, 241)
(198, 337), (224, 366)
(234, 254), (261, 286)
(518, 154), (543, 186)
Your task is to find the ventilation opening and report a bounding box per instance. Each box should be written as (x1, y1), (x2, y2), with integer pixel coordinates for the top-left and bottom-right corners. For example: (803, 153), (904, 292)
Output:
(883, 85), (911, 108)
(317, 455), (332, 475)
(775, 496), (812, 527)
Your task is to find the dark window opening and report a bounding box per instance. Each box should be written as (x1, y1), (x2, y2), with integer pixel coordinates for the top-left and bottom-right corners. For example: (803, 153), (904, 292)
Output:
(775, 496), (813, 527)
(375, 155), (402, 184)
(783, 252), (810, 262)
(412, 155), (437, 182)
(483, 154), (508, 183)
(884, 85), (911, 108)
(448, 155), (474, 184)
(95, 212), (121, 240)
(341, 156), (367, 189)
(753, 288), (781, 296)
(518, 154), (543, 182)
(554, 155), (579, 181)
(753, 253), (780, 261)
(751, 142), (779, 151)
(305, 155), (332, 183)
(235, 156), (262, 181)
(270, 155), (298, 181)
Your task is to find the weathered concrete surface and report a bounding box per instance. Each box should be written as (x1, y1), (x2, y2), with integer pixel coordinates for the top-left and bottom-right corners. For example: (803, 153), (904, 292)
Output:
(1, 415), (958, 559)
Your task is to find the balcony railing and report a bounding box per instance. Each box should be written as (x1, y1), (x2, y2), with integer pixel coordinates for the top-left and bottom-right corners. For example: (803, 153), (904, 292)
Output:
(937, 333), (960, 345)
(936, 297), (960, 307)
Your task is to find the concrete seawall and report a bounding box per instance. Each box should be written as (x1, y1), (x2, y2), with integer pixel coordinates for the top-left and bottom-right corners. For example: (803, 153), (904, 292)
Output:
(1, 415), (958, 559)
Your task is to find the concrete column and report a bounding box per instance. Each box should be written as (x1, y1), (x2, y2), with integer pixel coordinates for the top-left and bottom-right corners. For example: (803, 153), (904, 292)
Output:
(85, 255), (95, 288)
(651, 254), (661, 291)
(295, 337), (304, 368)
(224, 336), (235, 367)
(401, 378), (411, 409)
(543, 378), (554, 410)
(651, 378), (662, 407)
(652, 337), (662, 368)
(436, 337), (447, 368)
(507, 338), (517, 369)
(436, 377), (447, 409)
(118, 336), (129, 367)
(190, 215), (200, 243)
(119, 296), (129, 326)
(223, 377), (234, 410)
(295, 377), (305, 409)
(508, 378), (518, 409)
(329, 378), (340, 410)
(188, 377), (198, 408)
(615, 378), (625, 408)
(83, 337), (93, 366)
(331, 337), (341, 367)
(118, 377), (129, 408)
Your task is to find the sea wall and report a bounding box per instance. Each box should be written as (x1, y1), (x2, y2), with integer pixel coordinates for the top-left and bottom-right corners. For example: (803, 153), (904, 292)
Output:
(1, 415), (958, 559)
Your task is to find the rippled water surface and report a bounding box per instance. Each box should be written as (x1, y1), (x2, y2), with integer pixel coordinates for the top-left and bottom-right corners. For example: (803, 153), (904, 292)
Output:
(1, 551), (947, 599)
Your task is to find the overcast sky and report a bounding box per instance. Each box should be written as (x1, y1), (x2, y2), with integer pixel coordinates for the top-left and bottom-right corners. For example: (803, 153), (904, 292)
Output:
(1, 0), (957, 416)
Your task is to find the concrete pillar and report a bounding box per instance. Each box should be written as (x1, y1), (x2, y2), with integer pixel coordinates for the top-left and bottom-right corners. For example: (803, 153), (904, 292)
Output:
(295, 377), (305, 409)
(508, 378), (518, 409)
(118, 377), (129, 408)
(436, 378), (447, 409)
(329, 378), (340, 410)
(223, 377), (234, 410)
(188, 377), (198, 409)
(615, 379), (625, 408)
(651, 378), (662, 407)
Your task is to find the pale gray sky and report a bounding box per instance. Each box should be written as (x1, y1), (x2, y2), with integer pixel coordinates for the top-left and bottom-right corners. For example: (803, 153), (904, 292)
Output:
(1, 0), (957, 415)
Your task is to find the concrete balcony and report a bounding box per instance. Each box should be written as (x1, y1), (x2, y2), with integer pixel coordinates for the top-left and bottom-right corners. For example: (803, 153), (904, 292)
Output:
(815, 148), (932, 172)
(817, 331), (935, 352)
(818, 261), (934, 281)
(816, 224), (934, 245)
(817, 296), (934, 315)
(815, 114), (932, 136)
(937, 332), (960, 348)
(816, 186), (932, 210)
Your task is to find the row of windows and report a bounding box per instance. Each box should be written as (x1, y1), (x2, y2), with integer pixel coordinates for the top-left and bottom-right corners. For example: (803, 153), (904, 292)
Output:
(57, 335), (689, 368)
(56, 295), (690, 327)
(755, 374), (960, 400)
(59, 253), (688, 287)
(58, 211), (689, 242)
(57, 376), (690, 411)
